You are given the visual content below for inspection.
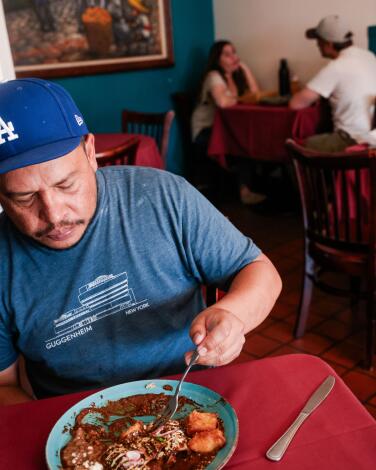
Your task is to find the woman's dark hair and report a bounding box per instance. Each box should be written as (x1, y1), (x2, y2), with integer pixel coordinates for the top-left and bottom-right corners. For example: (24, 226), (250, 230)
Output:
(197, 40), (249, 101)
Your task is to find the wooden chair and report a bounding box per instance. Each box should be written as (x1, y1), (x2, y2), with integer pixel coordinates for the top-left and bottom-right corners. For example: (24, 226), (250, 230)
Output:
(121, 109), (175, 168)
(286, 139), (376, 369)
(95, 136), (140, 167)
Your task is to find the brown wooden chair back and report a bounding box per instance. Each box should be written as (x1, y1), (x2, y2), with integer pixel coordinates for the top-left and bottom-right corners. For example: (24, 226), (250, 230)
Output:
(121, 109), (175, 167)
(286, 139), (376, 369)
(96, 136), (140, 167)
(289, 141), (376, 250)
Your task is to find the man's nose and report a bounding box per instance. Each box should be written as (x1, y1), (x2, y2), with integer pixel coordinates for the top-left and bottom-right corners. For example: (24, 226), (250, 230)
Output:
(38, 191), (67, 225)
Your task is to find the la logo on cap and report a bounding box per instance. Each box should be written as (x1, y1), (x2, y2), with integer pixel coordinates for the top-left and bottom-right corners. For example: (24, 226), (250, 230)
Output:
(75, 114), (84, 126)
(0, 116), (19, 145)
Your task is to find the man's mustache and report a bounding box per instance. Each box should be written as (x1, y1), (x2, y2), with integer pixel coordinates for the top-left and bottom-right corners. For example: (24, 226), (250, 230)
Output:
(35, 219), (85, 238)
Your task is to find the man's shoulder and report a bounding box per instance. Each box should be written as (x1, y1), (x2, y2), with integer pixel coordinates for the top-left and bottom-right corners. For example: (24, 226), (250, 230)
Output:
(99, 166), (188, 192)
(310, 57), (342, 84)
(336, 46), (376, 66)
(346, 45), (375, 58)
(354, 47), (376, 66)
(100, 165), (184, 181)
(98, 167), (196, 219)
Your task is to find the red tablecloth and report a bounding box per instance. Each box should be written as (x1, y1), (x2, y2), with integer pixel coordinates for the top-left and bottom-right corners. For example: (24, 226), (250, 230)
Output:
(94, 133), (163, 169)
(1, 354), (375, 469)
(208, 104), (321, 165)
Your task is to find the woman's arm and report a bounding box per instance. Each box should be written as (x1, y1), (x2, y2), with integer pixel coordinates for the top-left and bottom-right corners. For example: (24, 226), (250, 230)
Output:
(240, 62), (260, 94)
(210, 82), (237, 108)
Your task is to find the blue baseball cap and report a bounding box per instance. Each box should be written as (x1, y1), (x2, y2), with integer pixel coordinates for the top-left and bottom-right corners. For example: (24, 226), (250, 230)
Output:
(0, 78), (89, 174)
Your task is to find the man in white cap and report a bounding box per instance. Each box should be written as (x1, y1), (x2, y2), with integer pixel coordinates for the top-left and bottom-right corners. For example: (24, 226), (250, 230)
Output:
(290, 14), (376, 151)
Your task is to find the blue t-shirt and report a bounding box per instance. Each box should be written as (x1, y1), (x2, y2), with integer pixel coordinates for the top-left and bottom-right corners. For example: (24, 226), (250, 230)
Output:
(0, 167), (260, 398)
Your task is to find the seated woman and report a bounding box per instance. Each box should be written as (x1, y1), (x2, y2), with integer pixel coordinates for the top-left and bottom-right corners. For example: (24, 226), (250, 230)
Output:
(191, 40), (265, 205)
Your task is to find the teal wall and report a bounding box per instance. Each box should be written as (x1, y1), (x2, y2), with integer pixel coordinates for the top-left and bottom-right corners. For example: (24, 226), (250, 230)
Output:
(53, 0), (214, 175)
(369, 26), (376, 55)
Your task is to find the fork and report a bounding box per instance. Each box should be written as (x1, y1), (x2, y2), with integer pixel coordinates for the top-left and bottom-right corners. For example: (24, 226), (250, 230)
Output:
(150, 349), (200, 431)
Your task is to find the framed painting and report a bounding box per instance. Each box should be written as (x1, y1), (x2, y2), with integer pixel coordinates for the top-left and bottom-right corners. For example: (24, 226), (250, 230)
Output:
(2, 0), (174, 78)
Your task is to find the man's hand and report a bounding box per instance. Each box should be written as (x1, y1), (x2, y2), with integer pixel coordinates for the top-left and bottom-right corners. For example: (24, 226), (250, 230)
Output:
(185, 306), (245, 367)
(184, 254), (282, 368)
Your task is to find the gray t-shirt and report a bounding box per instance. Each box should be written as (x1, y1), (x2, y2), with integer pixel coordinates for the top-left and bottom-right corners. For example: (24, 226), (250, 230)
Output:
(0, 167), (260, 398)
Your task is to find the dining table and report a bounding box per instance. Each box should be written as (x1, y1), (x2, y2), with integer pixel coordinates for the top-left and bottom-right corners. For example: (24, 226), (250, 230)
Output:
(1, 353), (375, 469)
(94, 133), (164, 169)
(208, 103), (322, 167)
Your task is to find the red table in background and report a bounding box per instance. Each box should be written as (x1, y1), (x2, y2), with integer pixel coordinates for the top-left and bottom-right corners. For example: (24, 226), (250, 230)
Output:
(1, 354), (375, 469)
(94, 133), (164, 169)
(208, 104), (321, 167)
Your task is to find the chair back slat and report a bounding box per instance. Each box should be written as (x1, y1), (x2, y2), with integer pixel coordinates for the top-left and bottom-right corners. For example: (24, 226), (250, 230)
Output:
(320, 169), (330, 237)
(340, 170), (351, 240)
(328, 170), (339, 240)
(121, 109), (175, 168)
(287, 139), (376, 252)
(354, 168), (362, 242)
(311, 168), (323, 235)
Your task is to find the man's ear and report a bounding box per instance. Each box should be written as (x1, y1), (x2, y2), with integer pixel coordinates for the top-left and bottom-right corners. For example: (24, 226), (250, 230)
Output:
(84, 133), (98, 171)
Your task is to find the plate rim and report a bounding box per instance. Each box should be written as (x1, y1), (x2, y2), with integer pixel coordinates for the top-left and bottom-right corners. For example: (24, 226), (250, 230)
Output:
(45, 379), (239, 470)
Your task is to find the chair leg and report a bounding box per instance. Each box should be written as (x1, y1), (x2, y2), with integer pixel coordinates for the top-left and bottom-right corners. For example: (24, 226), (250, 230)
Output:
(294, 253), (315, 338)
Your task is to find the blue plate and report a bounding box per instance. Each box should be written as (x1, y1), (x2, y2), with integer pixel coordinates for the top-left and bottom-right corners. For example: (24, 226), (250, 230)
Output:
(46, 379), (239, 469)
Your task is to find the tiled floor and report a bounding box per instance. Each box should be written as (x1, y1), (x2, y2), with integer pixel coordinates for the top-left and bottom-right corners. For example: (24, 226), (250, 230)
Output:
(217, 197), (376, 420)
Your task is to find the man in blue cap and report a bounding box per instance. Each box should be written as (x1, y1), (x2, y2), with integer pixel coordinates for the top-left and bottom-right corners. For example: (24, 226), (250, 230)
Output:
(0, 78), (282, 405)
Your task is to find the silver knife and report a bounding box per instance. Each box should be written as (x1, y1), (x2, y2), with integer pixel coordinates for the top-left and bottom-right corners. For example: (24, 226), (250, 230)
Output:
(266, 375), (335, 462)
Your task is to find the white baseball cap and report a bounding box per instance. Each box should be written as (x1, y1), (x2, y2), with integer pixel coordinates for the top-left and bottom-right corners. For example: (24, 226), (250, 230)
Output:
(306, 15), (353, 43)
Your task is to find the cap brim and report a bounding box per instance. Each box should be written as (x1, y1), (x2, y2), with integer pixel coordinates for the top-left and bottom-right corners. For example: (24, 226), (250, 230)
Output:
(306, 27), (319, 39)
(0, 137), (81, 174)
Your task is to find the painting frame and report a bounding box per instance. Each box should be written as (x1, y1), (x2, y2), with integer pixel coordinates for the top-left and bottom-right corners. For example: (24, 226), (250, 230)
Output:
(3, 0), (174, 78)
